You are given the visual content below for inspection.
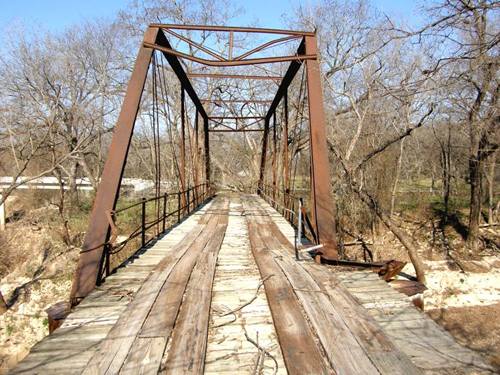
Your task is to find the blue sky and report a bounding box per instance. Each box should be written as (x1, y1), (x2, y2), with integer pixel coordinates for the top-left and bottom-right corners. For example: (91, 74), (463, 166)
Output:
(0, 0), (422, 35)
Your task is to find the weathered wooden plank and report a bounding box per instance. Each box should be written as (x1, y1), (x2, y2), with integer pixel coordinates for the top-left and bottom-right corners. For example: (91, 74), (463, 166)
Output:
(10, 349), (96, 375)
(367, 307), (427, 321)
(161, 223), (227, 374)
(353, 293), (412, 303)
(66, 305), (128, 319)
(247, 197), (421, 375)
(139, 217), (221, 338)
(82, 214), (217, 375)
(266, 241), (380, 373)
(245, 218), (331, 373)
(205, 197), (286, 374)
(250, 196), (425, 375)
(335, 272), (381, 280)
(305, 264), (422, 375)
(115, 199), (228, 374)
(120, 337), (167, 375)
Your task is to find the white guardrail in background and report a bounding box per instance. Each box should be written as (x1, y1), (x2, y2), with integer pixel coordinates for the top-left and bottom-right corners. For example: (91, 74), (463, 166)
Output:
(0, 176), (172, 193)
(0, 177), (174, 231)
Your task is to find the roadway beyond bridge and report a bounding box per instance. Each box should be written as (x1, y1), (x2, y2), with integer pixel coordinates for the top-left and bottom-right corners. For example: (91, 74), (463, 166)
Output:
(11, 194), (493, 374)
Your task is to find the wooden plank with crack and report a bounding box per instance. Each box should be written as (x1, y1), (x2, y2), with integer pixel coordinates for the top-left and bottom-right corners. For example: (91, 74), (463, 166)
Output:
(256, 195), (495, 375)
(119, 199), (229, 374)
(243, 198), (332, 375)
(249, 195), (422, 374)
(160, 222), (228, 374)
(205, 196), (286, 374)
(82, 200), (226, 375)
(247, 199), (382, 374)
(117, 217), (220, 374)
(305, 264), (422, 375)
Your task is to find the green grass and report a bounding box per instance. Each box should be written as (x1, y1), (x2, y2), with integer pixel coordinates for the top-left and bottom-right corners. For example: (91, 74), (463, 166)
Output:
(6, 325), (14, 336)
(395, 189), (470, 218)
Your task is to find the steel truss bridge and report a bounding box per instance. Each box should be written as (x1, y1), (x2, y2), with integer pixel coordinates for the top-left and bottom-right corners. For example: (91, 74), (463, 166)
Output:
(10, 25), (493, 375)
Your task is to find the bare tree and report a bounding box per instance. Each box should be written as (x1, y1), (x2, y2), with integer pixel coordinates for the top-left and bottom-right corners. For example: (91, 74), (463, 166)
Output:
(0, 21), (126, 207)
(390, 0), (499, 251)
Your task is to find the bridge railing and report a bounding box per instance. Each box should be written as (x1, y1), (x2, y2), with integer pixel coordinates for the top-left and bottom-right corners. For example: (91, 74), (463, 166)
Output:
(99, 182), (213, 283)
(257, 184), (319, 247)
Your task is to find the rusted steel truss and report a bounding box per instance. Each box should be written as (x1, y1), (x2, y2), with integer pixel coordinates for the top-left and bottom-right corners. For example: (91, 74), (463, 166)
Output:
(189, 73), (282, 81)
(71, 24), (338, 304)
(208, 117), (265, 133)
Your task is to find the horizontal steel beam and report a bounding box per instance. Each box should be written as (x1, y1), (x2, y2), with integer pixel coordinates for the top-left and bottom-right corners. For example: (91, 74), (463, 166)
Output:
(150, 23), (315, 36)
(188, 73), (282, 81)
(209, 116), (264, 120)
(209, 129), (264, 133)
(201, 99), (273, 104)
(144, 41), (316, 67)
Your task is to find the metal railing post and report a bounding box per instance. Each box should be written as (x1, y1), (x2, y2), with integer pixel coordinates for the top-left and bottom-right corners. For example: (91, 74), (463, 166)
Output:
(187, 188), (190, 214)
(104, 244), (110, 278)
(141, 197), (146, 247)
(296, 198), (302, 260)
(162, 193), (167, 233)
(177, 192), (181, 223)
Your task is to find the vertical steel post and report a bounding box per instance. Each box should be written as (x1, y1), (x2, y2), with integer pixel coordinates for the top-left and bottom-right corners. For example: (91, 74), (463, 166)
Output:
(104, 245), (110, 278)
(0, 194), (5, 231)
(194, 111), (200, 203)
(296, 198), (302, 261)
(162, 193), (167, 233)
(180, 88), (187, 211)
(187, 188), (190, 214)
(304, 34), (338, 260)
(272, 112), (277, 202)
(70, 27), (159, 303)
(203, 116), (211, 186)
(141, 197), (146, 247)
(283, 91), (290, 218)
(229, 31), (234, 59)
(258, 118), (270, 193)
(177, 192), (181, 223)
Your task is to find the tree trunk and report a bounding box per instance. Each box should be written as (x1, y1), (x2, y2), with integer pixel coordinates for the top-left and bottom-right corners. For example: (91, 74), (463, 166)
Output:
(467, 154), (482, 251)
(66, 157), (80, 206)
(441, 124), (452, 219)
(390, 139), (404, 217)
(54, 168), (72, 246)
(79, 155), (99, 191)
(486, 151), (497, 224)
(356, 186), (426, 283)
(0, 291), (7, 314)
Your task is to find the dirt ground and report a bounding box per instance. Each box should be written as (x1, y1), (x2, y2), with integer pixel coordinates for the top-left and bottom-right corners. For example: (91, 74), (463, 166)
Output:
(427, 303), (500, 371)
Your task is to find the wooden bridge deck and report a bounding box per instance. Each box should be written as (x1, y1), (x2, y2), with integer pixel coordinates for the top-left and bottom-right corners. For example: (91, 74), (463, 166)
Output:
(11, 194), (493, 374)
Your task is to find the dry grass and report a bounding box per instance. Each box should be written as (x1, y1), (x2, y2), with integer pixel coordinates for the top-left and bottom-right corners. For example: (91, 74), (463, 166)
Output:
(0, 191), (86, 373)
